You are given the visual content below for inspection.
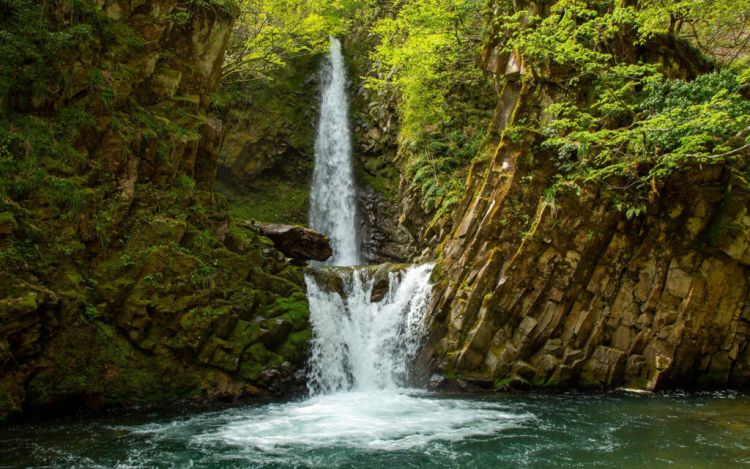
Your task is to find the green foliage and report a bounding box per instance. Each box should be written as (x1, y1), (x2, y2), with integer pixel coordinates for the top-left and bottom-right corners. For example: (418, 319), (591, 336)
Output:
(191, 264), (218, 293)
(543, 68), (750, 177)
(635, 0), (750, 64)
(0, 0), (111, 109)
(367, 0), (488, 141)
(221, 179), (309, 225)
(93, 207), (116, 247)
(496, 0), (750, 214)
(223, 0), (369, 83)
(365, 0), (495, 218)
(176, 175), (197, 193)
(84, 304), (102, 320)
(0, 111), (91, 212)
(185, 0), (238, 17)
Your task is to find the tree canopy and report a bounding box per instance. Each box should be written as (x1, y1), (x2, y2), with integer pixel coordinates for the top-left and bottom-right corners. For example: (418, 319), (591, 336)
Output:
(223, 0), (369, 83)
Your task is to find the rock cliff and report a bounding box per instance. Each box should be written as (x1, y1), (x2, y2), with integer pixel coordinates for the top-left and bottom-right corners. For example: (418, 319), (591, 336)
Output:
(424, 1), (750, 390)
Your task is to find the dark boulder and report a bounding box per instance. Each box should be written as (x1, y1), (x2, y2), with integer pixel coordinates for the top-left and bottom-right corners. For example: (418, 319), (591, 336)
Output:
(239, 221), (332, 262)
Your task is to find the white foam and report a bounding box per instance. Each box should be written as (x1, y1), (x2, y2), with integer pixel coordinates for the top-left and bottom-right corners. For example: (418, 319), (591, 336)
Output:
(306, 263), (435, 394)
(195, 390), (532, 452)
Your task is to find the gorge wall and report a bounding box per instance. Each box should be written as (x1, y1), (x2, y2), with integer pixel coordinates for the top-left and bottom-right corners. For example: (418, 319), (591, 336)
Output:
(0, 0), (312, 421)
(424, 1), (750, 391)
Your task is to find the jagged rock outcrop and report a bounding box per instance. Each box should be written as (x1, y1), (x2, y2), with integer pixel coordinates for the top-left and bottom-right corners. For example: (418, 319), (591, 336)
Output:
(424, 1), (750, 391)
(239, 221), (332, 261)
(359, 186), (418, 263)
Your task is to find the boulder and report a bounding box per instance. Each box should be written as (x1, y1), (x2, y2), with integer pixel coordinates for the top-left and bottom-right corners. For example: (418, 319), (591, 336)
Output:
(239, 221), (332, 262)
(304, 263), (412, 303)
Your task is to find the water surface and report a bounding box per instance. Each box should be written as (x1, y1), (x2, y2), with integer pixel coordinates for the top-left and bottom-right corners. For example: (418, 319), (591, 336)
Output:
(1, 390), (748, 468)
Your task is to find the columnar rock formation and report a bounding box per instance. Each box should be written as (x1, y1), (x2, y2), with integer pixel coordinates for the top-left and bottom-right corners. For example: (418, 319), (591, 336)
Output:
(425, 1), (750, 390)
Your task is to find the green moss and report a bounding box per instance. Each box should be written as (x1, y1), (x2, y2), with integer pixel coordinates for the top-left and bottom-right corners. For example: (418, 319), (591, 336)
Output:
(272, 292), (310, 327)
(276, 329), (311, 363)
(355, 156), (398, 200)
(0, 0), (317, 418)
(530, 372), (548, 387)
(238, 343), (282, 381)
(0, 211), (17, 232)
(219, 179), (309, 225)
(24, 320), (230, 410)
(494, 376), (515, 390)
(286, 329), (312, 347)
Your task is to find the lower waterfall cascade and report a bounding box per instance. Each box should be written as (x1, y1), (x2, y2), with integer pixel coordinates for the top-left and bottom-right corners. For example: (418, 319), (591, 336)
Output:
(305, 263), (435, 394)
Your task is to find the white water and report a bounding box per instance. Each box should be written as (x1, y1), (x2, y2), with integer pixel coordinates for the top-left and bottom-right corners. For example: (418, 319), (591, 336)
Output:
(309, 37), (360, 266)
(306, 263), (434, 394)
(183, 261), (533, 455)
(190, 262), (531, 454)
(194, 391), (530, 453)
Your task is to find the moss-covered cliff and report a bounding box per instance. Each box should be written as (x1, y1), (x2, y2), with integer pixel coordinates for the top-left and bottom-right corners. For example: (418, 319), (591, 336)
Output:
(214, 53), (322, 225)
(0, 0), (311, 421)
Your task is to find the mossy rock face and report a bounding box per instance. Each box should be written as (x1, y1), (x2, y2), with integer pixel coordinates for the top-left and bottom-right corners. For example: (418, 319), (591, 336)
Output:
(24, 320), (263, 413)
(0, 0), (314, 422)
(0, 212), (17, 235)
(0, 219), (314, 420)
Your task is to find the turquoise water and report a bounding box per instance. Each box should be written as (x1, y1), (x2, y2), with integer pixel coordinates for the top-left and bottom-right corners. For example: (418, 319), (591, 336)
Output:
(1, 390), (748, 468)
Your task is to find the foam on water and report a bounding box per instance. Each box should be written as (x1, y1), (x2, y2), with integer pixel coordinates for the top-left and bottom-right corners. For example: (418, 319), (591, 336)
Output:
(194, 391), (531, 453)
(6, 392), (750, 467)
(181, 262), (533, 455)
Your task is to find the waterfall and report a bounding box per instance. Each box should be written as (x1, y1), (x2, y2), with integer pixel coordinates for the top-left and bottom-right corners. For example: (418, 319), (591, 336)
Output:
(309, 37), (360, 266)
(306, 264), (434, 395)
(305, 38), (433, 397)
(78, 39), (524, 460)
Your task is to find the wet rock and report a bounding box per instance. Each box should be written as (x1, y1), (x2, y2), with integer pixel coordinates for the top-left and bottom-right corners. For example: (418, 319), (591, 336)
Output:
(304, 263), (411, 303)
(359, 186), (417, 263)
(304, 266), (346, 296)
(366, 263), (410, 302)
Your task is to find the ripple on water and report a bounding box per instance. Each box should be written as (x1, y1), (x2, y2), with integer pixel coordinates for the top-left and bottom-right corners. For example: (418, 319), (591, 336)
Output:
(2, 392), (750, 468)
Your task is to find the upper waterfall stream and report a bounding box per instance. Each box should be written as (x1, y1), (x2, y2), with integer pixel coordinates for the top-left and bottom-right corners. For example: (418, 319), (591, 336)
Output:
(309, 37), (360, 267)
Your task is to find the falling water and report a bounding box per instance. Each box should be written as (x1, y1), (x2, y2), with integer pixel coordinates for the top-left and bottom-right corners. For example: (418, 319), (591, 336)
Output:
(306, 264), (435, 394)
(306, 38), (432, 394)
(305, 38), (434, 396)
(132, 36), (527, 458)
(309, 37), (360, 266)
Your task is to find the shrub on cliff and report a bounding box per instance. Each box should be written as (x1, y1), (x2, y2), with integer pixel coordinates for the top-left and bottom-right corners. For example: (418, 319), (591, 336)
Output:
(492, 0), (750, 212)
